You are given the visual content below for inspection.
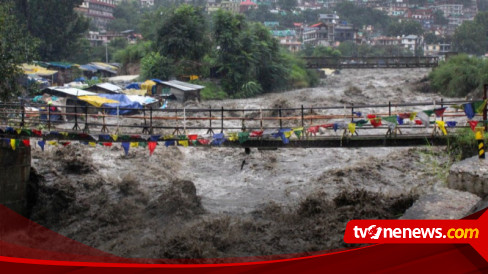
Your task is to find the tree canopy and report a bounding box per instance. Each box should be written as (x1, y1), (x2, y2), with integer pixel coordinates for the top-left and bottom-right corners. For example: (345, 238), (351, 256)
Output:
(14, 0), (89, 61)
(0, 2), (38, 101)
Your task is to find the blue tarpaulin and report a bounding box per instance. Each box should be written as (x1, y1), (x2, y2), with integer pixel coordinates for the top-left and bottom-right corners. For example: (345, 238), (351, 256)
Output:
(80, 64), (98, 73)
(97, 94), (142, 115)
(125, 82), (141, 90)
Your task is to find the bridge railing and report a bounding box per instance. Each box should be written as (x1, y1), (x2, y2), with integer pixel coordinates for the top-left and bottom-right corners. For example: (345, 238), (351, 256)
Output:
(303, 56), (439, 69)
(0, 98), (485, 139)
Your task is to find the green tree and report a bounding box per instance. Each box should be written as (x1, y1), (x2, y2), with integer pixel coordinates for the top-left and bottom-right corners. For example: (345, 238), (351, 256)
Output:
(433, 10), (448, 26)
(278, 0), (297, 12)
(15, 0), (89, 61)
(140, 52), (173, 80)
(429, 54), (483, 97)
(386, 20), (424, 36)
(107, 1), (144, 32)
(335, 2), (391, 30)
(0, 2), (38, 101)
(452, 21), (487, 55)
(156, 4), (209, 62)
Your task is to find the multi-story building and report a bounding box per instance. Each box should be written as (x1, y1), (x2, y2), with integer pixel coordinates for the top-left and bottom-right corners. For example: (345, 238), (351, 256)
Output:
(401, 35), (423, 53)
(76, 0), (116, 30)
(423, 43), (451, 56)
(371, 36), (402, 46)
(435, 4), (463, 17)
(271, 30), (302, 52)
(303, 22), (334, 46)
(206, 0), (240, 14)
(139, 0), (154, 6)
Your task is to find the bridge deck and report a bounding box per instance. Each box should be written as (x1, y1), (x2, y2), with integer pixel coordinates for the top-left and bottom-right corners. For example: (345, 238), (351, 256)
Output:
(303, 56), (439, 69)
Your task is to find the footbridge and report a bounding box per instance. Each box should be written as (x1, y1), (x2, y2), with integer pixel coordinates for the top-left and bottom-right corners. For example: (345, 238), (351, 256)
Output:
(303, 56), (439, 69)
(1, 98), (486, 150)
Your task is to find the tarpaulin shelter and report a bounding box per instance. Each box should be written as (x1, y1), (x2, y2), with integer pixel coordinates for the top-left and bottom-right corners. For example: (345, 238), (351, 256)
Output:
(77, 95), (120, 108)
(141, 80), (156, 95)
(97, 94), (143, 115)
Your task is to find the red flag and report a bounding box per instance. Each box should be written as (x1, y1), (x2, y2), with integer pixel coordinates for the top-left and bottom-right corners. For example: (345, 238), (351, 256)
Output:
(319, 124), (334, 128)
(367, 114), (376, 119)
(198, 139), (210, 145)
(468, 120), (478, 132)
(188, 134), (198, 141)
(60, 142), (71, 147)
(434, 107), (447, 117)
(103, 142), (112, 147)
(370, 118), (382, 128)
(250, 131), (263, 137)
(22, 139), (30, 147)
(415, 120), (423, 125)
(398, 113), (411, 119)
(148, 141), (157, 156)
(32, 129), (42, 137)
(307, 126), (319, 134)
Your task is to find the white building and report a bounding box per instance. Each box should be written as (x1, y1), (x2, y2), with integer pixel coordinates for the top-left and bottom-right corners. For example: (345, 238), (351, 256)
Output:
(401, 35), (422, 53)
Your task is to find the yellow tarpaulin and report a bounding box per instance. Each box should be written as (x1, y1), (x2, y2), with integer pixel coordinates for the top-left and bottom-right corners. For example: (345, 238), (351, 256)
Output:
(21, 64), (58, 77)
(78, 95), (119, 107)
(141, 80), (156, 94)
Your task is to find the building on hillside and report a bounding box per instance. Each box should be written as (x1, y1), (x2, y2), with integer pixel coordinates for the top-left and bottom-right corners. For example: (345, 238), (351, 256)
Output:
(271, 30), (302, 52)
(371, 36), (402, 46)
(239, 0), (257, 13)
(401, 35), (423, 53)
(318, 13), (339, 24)
(423, 43), (451, 56)
(434, 4), (463, 17)
(303, 22), (334, 46)
(206, 0), (240, 14)
(334, 24), (357, 43)
(139, 0), (154, 6)
(76, 0), (116, 30)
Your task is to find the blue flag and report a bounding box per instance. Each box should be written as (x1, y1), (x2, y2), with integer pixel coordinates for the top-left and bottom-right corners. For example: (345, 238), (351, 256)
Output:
(38, 140), (45, 151)
(121, 142), (130, 155)
(463, 103), (475, 119)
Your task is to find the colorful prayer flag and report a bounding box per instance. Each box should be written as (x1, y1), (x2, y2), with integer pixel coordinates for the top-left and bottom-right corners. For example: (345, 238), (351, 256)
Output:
(38, 140), (45, 151)
(434, 107), (447, 117)
(22, 139), (30, 147)
(468, 121), (479, 132)
(464, 103), (475, 119)
(178, 140), (189, 147)
(111, 134), (118, 141)
(348, 123), (356, 134)
(436, 121), (447, 135)
(238, 132), (250, 144)
(121, 142), (130, 155)
(130, 142), (139, 148)
(148, 142), (157, 156)
(10, 139), (17, 150)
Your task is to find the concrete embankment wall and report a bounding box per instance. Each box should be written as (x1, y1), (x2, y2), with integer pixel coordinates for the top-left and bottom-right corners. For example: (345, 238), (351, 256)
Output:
(0, 142), (31, 215)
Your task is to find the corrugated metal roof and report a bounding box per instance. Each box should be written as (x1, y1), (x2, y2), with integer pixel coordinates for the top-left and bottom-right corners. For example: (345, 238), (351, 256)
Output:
(44, 87), (97, 97)
(162, 80), (204, 91)
(95, 83), (122, 93)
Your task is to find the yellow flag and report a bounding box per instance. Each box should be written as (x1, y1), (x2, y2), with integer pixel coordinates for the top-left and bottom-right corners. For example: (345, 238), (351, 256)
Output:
(89, 142), (96, 147)
(284, 130), (293, 138)
(164, 135), (174, 140)
(48, 141), (58, 146)
(178, 140), (189, 147)
(348, 123), (356, 135)
(436, 121), (447, 135)
(110, 134), (118, 141)
(292, 127), (304, 132)
(15, 128), (22, 135)
(130, 142), (139, 148)
(409, 112), (417, 121)
(228, 132), (238, 141)
(10, 139), (16, 150)
(60, 132), (69, 137)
